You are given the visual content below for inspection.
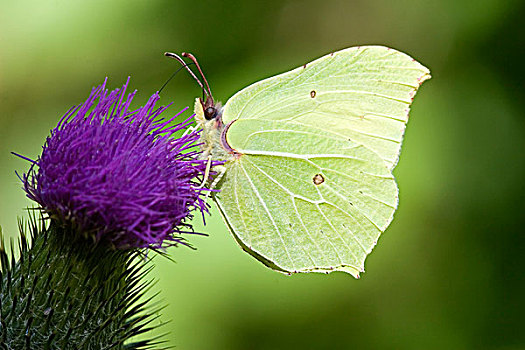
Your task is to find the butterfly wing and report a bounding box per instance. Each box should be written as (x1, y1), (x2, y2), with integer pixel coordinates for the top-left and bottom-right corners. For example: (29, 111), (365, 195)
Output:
(214, 130), (397, 277)
(222, 46), (430, 169)
(214, 46), (430, 276)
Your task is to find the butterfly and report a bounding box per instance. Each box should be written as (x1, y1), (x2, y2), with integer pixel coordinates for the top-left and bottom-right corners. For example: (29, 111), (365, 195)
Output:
(166, 46), (430, 277)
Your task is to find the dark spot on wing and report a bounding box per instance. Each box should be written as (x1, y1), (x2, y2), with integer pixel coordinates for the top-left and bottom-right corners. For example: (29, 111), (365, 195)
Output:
(313, 174), (324, 185)
(310, 90), (316, 98)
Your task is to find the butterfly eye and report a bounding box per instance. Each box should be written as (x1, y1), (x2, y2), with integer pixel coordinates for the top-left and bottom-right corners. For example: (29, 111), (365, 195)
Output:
(204, 107), (216, 120)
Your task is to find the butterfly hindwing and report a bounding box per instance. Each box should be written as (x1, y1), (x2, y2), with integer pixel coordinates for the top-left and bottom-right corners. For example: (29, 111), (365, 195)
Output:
(214, 131), (397, 277)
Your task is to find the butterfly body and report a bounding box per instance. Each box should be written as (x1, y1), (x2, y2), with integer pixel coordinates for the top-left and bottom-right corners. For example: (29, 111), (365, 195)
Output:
(194, 100), (232, 162)
(189, 46), (430, 277)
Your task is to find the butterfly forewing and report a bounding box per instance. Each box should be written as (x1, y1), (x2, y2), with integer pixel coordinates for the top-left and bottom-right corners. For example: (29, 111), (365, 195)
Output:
(222, 46), (430, 169)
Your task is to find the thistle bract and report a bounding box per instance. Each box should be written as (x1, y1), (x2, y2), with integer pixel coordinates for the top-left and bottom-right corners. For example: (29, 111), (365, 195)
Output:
(20, 79), (211, 249)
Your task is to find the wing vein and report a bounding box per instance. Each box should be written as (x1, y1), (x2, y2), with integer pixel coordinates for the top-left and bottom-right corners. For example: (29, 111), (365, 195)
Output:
(289, 197), (321, 266)
(316, 203), (365, 258)
(323, 182), (384, 233)
(244, 157), (322, 203)
(238, 160), (296, 269)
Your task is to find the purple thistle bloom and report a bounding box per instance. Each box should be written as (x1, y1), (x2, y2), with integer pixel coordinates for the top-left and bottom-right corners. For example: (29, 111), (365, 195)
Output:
(19, 78), (214, 249)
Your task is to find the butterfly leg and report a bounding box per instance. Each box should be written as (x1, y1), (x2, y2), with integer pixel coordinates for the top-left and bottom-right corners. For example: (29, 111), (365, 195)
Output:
(204, 164), (226, 200)
(181, 124), (199, 138)
(197, 155), (213, 189)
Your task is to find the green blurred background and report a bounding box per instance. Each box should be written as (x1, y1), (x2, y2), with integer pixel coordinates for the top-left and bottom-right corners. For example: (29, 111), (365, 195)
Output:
(1, 1), (524, 349)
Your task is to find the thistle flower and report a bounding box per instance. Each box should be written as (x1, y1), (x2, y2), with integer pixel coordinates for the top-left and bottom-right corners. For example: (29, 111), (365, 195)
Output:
(1, 79), (214, 348)
(18, 78), (211, 249)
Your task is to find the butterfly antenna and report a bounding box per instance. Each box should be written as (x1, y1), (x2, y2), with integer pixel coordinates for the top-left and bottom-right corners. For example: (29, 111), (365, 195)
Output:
(158, 61), (197, 94)
(182, 52), (214, 104)
(164, 52), (209, 100)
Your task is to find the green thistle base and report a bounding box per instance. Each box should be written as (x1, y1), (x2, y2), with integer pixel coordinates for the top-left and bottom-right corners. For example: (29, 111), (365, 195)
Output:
(0, 218), (164, 349)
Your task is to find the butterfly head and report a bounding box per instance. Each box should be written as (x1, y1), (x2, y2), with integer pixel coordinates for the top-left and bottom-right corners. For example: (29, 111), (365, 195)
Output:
(201, 96), (222, 121)
(195, 97), (223, 125)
